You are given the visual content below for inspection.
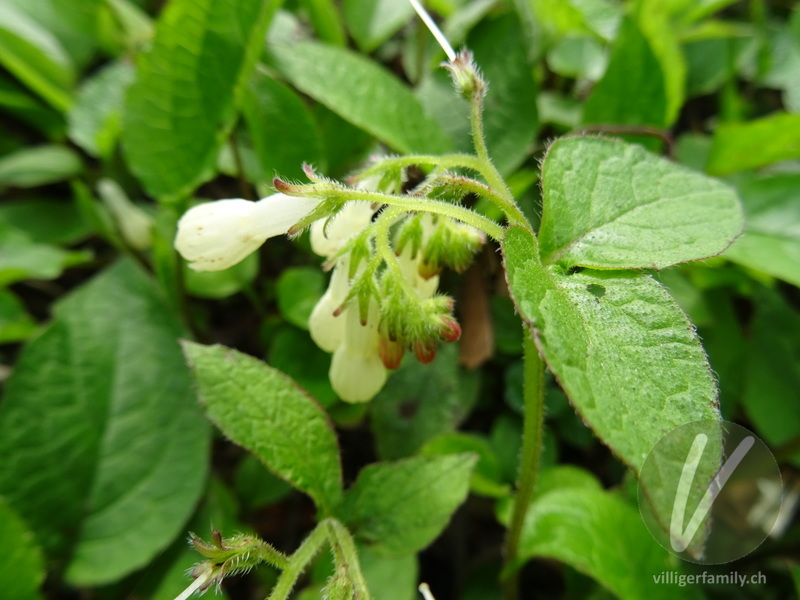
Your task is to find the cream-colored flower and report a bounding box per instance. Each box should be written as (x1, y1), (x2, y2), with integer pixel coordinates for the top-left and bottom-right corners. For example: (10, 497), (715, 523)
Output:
(309, 256), (351, 353)
(175, 193), (319, 271)
(329, 299), (387, 403)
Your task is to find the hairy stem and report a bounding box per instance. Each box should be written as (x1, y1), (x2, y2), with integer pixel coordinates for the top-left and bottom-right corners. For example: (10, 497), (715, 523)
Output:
(326, 520), (373, 600)
(268, 523), (329, 600)
(503, 326), (545, 600)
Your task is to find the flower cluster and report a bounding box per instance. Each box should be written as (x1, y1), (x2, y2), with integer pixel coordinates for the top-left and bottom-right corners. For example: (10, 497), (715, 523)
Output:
(174, 169), (484, 403)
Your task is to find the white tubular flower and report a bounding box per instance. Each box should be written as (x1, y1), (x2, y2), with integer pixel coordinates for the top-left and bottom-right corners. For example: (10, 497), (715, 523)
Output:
(329, 299), (387, 403)
(309, 256), (351, 353)
(310, 201), (375, 257)
(175, 193), (320, 271)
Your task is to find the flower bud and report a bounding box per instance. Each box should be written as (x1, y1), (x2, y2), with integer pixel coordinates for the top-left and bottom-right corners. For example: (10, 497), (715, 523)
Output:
(98, 178), (153, 250)
(175, 193), (320, 271)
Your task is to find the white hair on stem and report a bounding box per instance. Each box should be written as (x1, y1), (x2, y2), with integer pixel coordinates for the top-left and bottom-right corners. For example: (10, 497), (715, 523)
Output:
(407, 0), (456, 61)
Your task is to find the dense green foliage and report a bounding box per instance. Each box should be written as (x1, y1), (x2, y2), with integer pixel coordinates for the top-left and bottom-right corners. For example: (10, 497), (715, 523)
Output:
(0, 0), (798, 599)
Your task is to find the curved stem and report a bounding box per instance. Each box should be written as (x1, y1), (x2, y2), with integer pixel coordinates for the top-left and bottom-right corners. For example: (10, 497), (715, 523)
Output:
(434, 173), (528, 227)
(503, 326), (545, 600)
(326, 519), (373, 600)
(268, 523), (328, 600)
(334, 188), (505, 241)
(468, 92), (514, 203)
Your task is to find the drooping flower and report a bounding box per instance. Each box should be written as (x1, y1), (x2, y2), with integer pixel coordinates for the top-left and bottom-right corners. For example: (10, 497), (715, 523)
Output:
(329, 298), (387, 403)
(175, 193), (320, 271)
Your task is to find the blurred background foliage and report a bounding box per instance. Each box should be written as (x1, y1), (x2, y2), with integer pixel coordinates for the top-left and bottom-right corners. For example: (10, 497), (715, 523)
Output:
(0, 0), (798, 599)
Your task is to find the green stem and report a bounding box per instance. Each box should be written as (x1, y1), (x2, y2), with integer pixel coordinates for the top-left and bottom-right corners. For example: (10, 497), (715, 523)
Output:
(327, 188), (505, 241)
(503, 325), (546, 600)
(268, 523), (329, 600)
(359, 154), (515, 203)
(326, 520), (372, 600)
(434, 173), (529, 227)
(468, 91), (513, 202)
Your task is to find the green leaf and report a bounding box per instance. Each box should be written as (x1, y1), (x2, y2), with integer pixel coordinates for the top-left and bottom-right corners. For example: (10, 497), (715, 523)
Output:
(0, 288), (37, 343)
(68, 61), (134, 158)
(183, 252), (259, 299)
(0, 260), (210, 585)
(583, 17), (668, 130)
(467, 14), (539, 175)
(507, 487), (699, 600)
(706, 112), (800, 175)
(276, 266), (325, 330)
(0, 145), (82, 190)
(341, 453), (476, 555)
(3, 0), (103, 68)
(183, 341), (343, 514)
(122, 0), (282, 202)
(359, 544), (417, 600)
(634, 0), (686, 126)
(537, 137), (743, 270)
(269, 41), (452, 155)
(420, 433), (510, 498)
(502, 226), (719, 473)
(243, 73), (325, 183)
(0, 198), (89, 244)
(0, 496), (45, 600)
(0, 2), (74, 111)
(343, 0), (414, 52)
(371, 344), (479, 460)
(267, 326), (337, 407)
(0, 71), (64, 137)
(742, 289), (800, 462)
(0, 230), (92, 286)
(723, 173), (800, 287)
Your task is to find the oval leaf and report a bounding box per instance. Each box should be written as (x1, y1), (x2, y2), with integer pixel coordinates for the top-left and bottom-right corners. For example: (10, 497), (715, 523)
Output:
(0, 260), (210, 585)
(269, 41), (452, 155)
(538, 137), (743, 270)
(182, 342), (344, 515)
(502, 226), (719, 473)
(122, 0), (280, 202)
(341, 453), (476, 555)
(0, 497), (45, 600)
(513, 487), (701, 600)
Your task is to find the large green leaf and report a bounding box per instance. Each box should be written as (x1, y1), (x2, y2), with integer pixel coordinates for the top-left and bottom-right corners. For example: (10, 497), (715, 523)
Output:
(183, 342), (344, 515)
(706, 113), (800, 175)
(502, 226), (719, 472)
(0, 1), (74, 111)
(582, 17), (667, 130)
(269, 41), (452, 155)
(634, 0), (686, 126)
(0, 497), (45, 600)
(68, 61), (134, 159)
(122, 0), (281, 202)
(723, 173), (800, 287)
(742, 289), (800, 463)
(537, 137), (743, 270)
(506, 486), (700, 600)
(0, 260), (210, 585)
(341, 454), (476, 555)
(242, 73), (325, 183)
